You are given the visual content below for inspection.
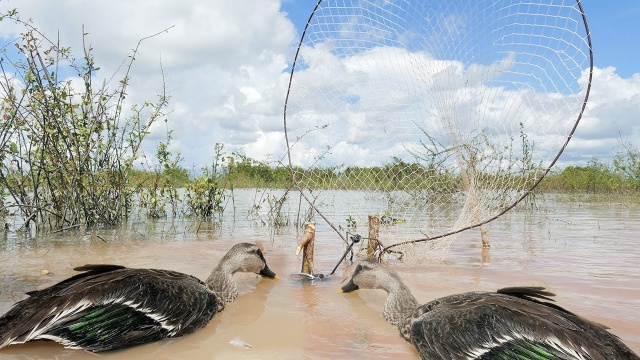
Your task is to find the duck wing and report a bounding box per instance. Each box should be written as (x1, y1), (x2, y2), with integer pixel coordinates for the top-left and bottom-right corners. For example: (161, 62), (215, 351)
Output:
(409, 287), (639, 360)
(0, 265), (218, 352)
(22, 264), (127, 297)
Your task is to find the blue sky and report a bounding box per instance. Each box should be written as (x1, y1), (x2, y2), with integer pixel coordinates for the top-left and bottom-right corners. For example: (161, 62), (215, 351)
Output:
(579, 1), (640, 78)
(278, 0), (640, 168)
(282, 1), (640, 78)
(0, 0), (638, 170)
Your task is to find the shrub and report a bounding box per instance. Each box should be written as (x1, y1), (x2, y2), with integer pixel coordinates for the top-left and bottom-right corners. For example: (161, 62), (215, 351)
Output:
(0, 11), (168, 231)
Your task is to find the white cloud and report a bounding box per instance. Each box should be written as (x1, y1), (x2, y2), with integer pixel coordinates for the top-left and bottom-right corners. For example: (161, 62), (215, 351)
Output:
(0, 0), (295, 169)
(0, 1), (639, 175)
(284, 42), (593, 172)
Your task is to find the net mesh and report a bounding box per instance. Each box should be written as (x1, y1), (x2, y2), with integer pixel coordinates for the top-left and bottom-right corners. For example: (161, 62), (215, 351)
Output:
(283, 0), (592, 260)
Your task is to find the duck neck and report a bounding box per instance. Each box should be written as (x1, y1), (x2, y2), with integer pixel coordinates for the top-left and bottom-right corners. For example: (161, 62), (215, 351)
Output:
(205, 262), (239, 312)
(382, 279), (419, 342)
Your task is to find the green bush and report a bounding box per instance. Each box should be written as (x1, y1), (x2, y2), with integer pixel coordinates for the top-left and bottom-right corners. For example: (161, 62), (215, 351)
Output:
(185, 171), (225, 219)
(540, 158), (626, 193)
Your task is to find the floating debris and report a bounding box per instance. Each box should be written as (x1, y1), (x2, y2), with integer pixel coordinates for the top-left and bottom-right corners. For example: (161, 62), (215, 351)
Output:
(229, 337), (253, 349)
(291, 273), (325, 281)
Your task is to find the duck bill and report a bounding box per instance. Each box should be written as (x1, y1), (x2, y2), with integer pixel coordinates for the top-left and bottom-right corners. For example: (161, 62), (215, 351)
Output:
(340, 278), (359, 293)
(259, 265), (278, 279)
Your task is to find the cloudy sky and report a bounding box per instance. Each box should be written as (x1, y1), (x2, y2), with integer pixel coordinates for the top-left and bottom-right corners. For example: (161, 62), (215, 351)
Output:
(0, 0), (638, 172)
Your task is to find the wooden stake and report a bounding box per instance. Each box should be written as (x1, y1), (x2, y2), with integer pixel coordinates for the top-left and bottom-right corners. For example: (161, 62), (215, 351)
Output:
(296, 222), (316, 274)
(367, 215), (380, 259)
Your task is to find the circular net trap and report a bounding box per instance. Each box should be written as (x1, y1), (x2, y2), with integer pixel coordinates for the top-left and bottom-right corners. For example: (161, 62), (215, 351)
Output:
(283, 0), (593, 260)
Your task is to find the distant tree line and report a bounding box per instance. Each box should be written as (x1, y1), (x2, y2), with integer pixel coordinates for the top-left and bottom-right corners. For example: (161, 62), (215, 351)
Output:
(132, 151), (640, 195)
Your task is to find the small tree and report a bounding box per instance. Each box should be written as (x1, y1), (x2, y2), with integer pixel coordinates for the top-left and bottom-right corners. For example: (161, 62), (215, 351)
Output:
(138, 119), (184, 219)
(185, 143), (226, 220)
(0, 10), (169, 232)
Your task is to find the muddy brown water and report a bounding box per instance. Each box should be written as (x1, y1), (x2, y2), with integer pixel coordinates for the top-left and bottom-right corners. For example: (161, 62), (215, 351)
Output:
(0, 194), (639, 359)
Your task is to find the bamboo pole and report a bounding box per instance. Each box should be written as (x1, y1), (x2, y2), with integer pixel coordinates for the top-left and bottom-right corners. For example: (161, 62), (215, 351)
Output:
(367, 215), (380, 259)
(296, 222), (316, 274)
(446, 114), (490, 249)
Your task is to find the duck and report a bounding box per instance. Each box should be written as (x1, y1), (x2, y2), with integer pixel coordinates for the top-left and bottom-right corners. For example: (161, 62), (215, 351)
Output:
(340, 259), (639, 359)
(0, 242), (277, 352)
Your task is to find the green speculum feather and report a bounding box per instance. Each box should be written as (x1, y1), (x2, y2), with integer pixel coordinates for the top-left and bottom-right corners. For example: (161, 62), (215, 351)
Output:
(480, 339), (560, 360)
(67, 308), (109, 331)
(66, 307), (146, 337)
(48, 304), (164, 351)
(68, 307), (125, 332)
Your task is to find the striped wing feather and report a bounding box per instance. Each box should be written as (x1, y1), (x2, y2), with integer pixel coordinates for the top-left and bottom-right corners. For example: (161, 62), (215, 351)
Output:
(410, 287), (637, 360)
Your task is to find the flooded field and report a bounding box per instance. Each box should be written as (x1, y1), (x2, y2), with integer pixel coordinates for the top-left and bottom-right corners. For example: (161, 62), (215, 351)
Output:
(0, 192), (639, 359)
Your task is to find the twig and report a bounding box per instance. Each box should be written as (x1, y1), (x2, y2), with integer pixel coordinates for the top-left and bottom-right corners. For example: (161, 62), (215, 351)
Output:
(51, 224), (81, 233)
